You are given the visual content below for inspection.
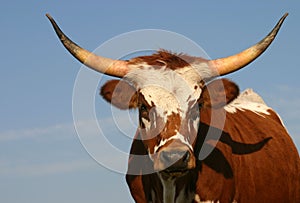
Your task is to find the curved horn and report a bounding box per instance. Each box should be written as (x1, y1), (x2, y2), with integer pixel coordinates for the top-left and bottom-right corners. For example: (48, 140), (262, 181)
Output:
(209, 13), (288, 76)
(46, 14), (129, 77)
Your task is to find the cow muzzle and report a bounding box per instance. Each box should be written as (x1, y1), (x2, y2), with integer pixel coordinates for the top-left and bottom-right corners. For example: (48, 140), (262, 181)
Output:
(161, 150), (190, 169)
(154, 143), (196, 176)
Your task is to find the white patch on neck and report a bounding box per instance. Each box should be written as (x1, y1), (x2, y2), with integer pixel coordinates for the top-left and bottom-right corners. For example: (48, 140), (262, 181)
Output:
(194, 195), (221, 203)
(224, 89), (271, 117)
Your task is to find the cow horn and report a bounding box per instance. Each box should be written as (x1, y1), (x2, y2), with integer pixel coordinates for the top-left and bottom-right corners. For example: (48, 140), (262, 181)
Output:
(209, 13), (288, 76)
(46, 14), (129, 77)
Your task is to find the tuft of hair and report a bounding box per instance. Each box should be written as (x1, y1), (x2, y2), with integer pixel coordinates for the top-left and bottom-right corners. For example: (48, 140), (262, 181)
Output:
(128, 50), (208, 70)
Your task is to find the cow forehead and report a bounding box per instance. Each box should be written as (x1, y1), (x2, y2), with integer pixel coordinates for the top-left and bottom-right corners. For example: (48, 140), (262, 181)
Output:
(141, 86), (181, 116)
(125, 63), (213, 113)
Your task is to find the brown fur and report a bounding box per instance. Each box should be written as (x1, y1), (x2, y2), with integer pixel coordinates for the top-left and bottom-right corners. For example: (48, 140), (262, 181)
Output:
(125, 80), (300, 202)
(199, 79), (239, 109)
(195, 106), (300, 202)
(100, 80), (138, 109)
(99, 57), (299, 203)
(128, 50), (208, 70)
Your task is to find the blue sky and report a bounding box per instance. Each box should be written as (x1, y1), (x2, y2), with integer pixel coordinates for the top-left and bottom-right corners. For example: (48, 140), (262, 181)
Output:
(1, 1), (299, 202)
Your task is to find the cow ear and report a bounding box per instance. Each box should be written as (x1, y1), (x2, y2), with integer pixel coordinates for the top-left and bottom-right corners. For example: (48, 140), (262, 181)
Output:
(100, 80), (138, 109)
(199, 79), (239, 109)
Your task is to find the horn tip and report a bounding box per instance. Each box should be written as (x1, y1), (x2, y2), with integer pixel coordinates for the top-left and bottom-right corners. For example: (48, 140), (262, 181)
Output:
(45, 13), (52, 20)
(281, 12), (289, 22)
(275, 12), (289, 31)
(45, 13), (63, 40)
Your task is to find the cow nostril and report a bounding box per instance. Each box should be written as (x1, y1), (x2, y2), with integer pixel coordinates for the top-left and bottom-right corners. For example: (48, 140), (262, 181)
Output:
(182, 151), (190, 163)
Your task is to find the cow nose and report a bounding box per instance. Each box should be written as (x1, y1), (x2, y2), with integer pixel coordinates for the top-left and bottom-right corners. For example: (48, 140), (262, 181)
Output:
(160, 150), (190, 170)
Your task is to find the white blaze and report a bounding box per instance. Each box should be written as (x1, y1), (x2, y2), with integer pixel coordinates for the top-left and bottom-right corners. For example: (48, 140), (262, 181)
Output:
(153, 132), (194, 154)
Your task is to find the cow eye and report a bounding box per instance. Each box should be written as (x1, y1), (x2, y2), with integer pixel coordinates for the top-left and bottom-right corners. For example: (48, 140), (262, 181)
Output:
(140, 104), (147, 111)
(198, 102), (203, 109)
(139, 104), (149, 117)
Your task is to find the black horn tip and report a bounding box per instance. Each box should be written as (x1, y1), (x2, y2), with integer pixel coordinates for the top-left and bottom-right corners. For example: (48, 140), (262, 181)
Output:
(268, 12), (289, 39)
(45, 13), (57, 26)
(45, 13), (59, 31)
(45, 13), (68, 43)
(279, 12), (289, 25)
(276, 13), (289, 28)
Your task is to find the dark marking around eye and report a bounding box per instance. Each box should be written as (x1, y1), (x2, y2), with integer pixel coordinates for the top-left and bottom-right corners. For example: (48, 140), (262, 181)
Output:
(140, 104), (148, 112)
(139, 102), (152, 124)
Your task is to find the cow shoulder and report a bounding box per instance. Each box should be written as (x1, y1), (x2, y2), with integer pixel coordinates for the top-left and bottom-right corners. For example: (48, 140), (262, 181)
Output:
(199, 79), (239, 109)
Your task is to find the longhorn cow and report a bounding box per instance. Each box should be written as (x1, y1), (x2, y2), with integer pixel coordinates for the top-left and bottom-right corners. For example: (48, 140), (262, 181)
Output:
(47, 13), (299, 203)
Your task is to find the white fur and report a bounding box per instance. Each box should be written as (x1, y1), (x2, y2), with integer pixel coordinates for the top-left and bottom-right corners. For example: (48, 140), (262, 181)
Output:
(154, 132), (194, 154)
(126, 64), (207, 132)
(224, 89), (271, 117)
(194, 194), (201, 203)
(225, 89), (288, 129)
(125, 63), (213, 117)
(194, 194), (223, 203)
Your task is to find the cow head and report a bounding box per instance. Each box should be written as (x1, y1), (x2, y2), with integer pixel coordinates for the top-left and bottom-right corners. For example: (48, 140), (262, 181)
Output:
(100, 52), (210, 175)
(46, 13), (288, 177)
(100, 56), (242, 177)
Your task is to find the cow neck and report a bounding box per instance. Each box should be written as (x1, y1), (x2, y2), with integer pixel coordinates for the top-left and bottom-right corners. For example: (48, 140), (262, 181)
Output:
(156, 170), (198, 203)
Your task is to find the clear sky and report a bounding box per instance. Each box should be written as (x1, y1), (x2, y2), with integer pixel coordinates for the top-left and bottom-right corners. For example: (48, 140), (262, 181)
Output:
(1, 1), (299, 202)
